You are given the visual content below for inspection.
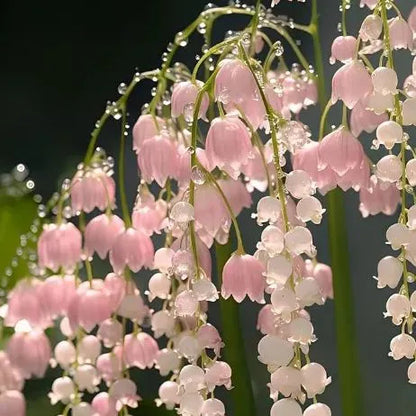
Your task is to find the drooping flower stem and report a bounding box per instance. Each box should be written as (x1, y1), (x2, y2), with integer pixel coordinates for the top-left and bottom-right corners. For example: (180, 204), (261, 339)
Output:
(215, 240), (257, 416)
(311, 1), (364, 415)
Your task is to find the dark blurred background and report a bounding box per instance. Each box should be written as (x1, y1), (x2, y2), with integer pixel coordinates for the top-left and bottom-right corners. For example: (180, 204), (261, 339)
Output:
(1, 0), (415, 415)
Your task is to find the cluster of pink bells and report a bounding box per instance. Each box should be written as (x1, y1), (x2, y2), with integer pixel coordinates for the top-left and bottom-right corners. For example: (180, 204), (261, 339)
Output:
(2, 0), (416, 415)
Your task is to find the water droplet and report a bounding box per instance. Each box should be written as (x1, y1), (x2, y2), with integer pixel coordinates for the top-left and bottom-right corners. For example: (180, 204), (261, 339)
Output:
(191, 166), (206, 185)
(118, 82), (127, 95)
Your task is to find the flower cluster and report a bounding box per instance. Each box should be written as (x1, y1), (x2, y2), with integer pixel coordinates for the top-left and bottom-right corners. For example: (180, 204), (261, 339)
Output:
(0, 1), (348, 415)
(326, 0), (416, 384)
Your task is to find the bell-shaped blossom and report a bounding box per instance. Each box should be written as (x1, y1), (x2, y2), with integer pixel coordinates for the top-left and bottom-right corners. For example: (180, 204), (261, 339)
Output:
(157, 381), (181, 410)
(97, 319), (123, 348)
(259, 225), (284, 256)
(110, 228), (154, 273)
(109, 378), (141, 410)
(197, 324), (224, 356)
(137, 132), (179, 187)
(285, 226), (315, 256)
(285, 170), (315, 199)
(360, 15), (382, 41)
(175, 290), (199, 317)
(85, 214), (125, 259)
(132, 193), (167, 236)
(386, 223), (410, 249)
(91, 392), (118, 416)
(117, 292), (150, 323)
(266, 255), (293, 288)
(270, 366), (302, 399)
(5, 278), (50, 329)
(67, 282), (112, 332)
(319, 127), (365, 177)
(38, 222), (82, 272)
(152, 310), (176, 338)
(215, 59), (258, 106)
(366, 90), (394, 114)
(205, 116), (252, 179)
(301, 362), (331, 398)
(403, 98), (416, 126)
(350, 99), (387, 137)
(384, 294), (411, 325)
(179, 365), (206, 393)
(201, 398), (226, 416)
(48, 376), (75, 405)
(132, 114), (164, 153)
(148, 273), (171, 301)
(40, 275), (77, 319)
(0, 391), (25, 416)
(389, 17), (413, 50)
(257, 196), (282, 225)
(7, 329), (51, 379)
(296, 196), (325, 224)
(359, 175), (400, 218)
(330, 36), (357, 64)
(408, 361), (416, 384)
(78, 335), (101, 364)
(271, 288), (298, 318)
(406, 159), (416, 186)
(123, 332), (159, 369)
(104, 273), (126, 312)
(257, 305), (278, 335)
(257, 335), (294, 367)
(96, 350), (123, 385)
(376, 120), (403, 150)
(204, 361), (232, 392)
(372, 67), (398, 96)
(156, 348), (181, 376)
(270, 399), (302, 416)
(177, 334), (203, 363)
(71, 169), (115, 213)
(303, 403), (332, 416)
(73, 364), (100, 393)
(376, 256), (402, 289)
(304, 260), (333, 300)
(53, 340), (76, 369)
(295, 277), (324, 307)
(331, 61), (372, 109)
(221, 253), (265, 303)
(376, 155), (402, 183)
(293, 141), (337, 194)
(179, 393), (205, 416)
(0, 352), (24, 392)
(289, 317), (315, 344)
(389, 334), (416, 360)
(171, 80), (209, 120)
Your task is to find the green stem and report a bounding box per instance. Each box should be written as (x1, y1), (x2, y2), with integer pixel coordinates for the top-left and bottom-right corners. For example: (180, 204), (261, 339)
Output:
(215, 241), (256, 416)
(118, 104), (132, 227)
(311, 1), (363, 415)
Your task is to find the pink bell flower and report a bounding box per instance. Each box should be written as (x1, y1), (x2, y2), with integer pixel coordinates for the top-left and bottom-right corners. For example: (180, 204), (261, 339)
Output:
(330, 36), (357, 64)
(389, 17), (413, 50)
(39, 275), (77, 320)
(132, 193), (167, 236)
(217, 178), (252, 215)
(96, 349), (123, 385)
(409, 7), (416, 34)
(282, 74), (307, 115)
(5, 279), (50, 330)
(197, 324), (224, 356)
(137, 132), (179, 187)
(92, 392), (118, 416)
(123, 332), (159, 369)
(71, 169), (115, 214)
(205, 116), (253, 179)
(0, 391), (25, 416)
(350, 99), (388, 137)
(0, 352), (24, 392)
(293, 141), (337, 195)
(359, 175), (400, 218)
(109, 378), (141, 410)
(204, 361), (232, 392)
(360, 0), (377, 9)
(304, 260), (334, 301)
(215, 59), (258, 105)
(132, 114), (164, 153)
(171, 80), (209, 121)
(7, 330), (51, 379)
(109, 228), (154, 273)
(85, 214), (125, 259)
(331, 61), (372, 109)
(104, 273), (126, 312)
(38, 222), (82, 272)
(221, 253), (265, 303)
(257, 304), (278, 335)
(319, 126), (365, 177)
(67, 281), (112, 332)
